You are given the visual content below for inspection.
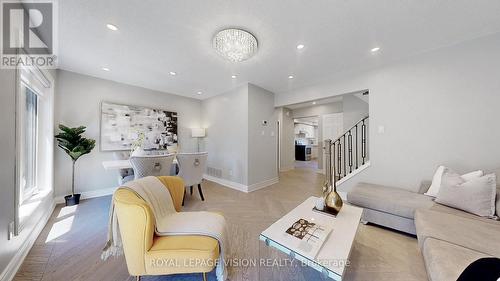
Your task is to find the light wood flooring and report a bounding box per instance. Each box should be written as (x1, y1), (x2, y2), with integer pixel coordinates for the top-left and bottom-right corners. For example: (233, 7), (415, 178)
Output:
(14, 168), (428, 281)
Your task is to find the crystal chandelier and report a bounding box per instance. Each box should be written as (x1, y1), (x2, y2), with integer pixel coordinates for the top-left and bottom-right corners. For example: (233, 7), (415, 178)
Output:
(212, 28), (258, 62)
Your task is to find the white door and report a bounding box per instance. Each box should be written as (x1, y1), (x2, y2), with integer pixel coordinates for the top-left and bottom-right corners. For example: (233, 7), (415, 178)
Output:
(322, 113), (343, 174)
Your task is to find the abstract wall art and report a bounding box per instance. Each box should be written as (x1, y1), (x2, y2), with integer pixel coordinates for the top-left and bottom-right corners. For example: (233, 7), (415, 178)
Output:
(100, 102), (178, 151)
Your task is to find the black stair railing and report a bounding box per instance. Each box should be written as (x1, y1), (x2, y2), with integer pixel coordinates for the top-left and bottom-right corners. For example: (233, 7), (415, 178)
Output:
(328, 116), (369, 181)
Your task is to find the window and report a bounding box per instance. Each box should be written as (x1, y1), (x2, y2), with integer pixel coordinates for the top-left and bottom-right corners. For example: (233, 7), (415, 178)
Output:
(20, 83), (39, 202)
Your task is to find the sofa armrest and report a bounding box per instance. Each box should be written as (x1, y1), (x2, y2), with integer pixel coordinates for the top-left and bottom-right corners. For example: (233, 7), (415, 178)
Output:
(114, 188), (155, 275)
(157, 176), (185, 212)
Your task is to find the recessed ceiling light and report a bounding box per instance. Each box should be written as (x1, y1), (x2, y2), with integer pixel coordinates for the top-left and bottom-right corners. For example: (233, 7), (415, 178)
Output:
(106, 24), (118, 31)
(371, 47), (381, 53)
(169, 71), (177, 76)
(196, 91), (203, 95)
(102, 67), (110, 71)
(231, 75), (237, 79)
(288, 75), (294, 79)
(312, 101), (317, 105)
(296, 44), (305, 50)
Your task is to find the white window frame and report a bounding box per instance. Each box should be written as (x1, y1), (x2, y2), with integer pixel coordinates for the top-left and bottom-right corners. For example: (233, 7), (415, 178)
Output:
(14, 63), (54, 234)
(19, 81), (40, 202)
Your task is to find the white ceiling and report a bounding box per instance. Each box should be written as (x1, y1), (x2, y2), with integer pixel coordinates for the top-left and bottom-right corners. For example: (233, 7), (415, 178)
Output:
(57, 0), (500, 100)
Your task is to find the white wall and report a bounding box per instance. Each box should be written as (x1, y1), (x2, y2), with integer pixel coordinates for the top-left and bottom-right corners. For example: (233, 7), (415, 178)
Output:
(54, 70), (202, 197)
(247, 84), (278, 185)
(342, 94), (369, 130)
(277, 108), (295, 171)
(202, 83), (279, 188)
(0, 68), (18, 277)
(276, 33), (500, 192)
(202, 84), (249, 185)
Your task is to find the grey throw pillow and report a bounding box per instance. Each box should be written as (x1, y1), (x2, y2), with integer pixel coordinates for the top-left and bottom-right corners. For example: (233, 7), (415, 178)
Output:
(436, 172), (497, 218)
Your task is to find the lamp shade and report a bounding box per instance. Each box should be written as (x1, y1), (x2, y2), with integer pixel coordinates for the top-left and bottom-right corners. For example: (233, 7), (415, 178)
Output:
(191, 128), (206, 138)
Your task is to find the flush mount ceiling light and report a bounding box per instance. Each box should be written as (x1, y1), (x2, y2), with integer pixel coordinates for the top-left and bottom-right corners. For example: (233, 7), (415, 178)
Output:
(213, 28), (258, 62)
(296, 44), (305, 50)
(102, 67), (110, 71)
(106, 24), (118, 31)
(169, 71), (177, 76)
(196, 91), (203, 95)
(231, 75), (237, 79)
(371, 47), (381, 53)
(288, 75), (294, 79)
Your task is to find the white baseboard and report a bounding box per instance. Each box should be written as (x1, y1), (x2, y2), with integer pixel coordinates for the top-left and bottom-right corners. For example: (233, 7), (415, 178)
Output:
(247, 177), (279, 192)
(0, 200), (55, 281)
(203, 174), (248, 192)
(55, 187), (117, 204)
(203, 175), (279, 193)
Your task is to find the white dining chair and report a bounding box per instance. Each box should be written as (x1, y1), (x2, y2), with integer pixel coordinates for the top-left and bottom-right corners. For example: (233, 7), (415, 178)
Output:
(130, 154), (175, 179)
(176, 152), (208, 205)
(113, 151), (135, 185)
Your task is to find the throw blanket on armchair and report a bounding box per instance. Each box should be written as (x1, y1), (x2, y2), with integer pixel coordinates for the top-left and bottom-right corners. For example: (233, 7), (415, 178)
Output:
(101, 176), (229, 281)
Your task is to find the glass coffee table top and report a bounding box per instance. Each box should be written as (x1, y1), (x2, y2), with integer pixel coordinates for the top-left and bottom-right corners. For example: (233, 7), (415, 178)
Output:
(259, 197), (363, 281)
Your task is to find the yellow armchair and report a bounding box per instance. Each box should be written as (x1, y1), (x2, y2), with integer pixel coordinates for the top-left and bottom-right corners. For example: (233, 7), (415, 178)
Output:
(114, 176), (219, 281)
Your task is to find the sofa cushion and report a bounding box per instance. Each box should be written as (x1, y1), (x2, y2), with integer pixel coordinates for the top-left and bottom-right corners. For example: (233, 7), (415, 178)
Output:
(146, 235), (219, 274)
(422, 238), (491, 281)
(347, 182), (435, 219)
(415, 208), (500, 257)
(435, 173), (497, 217)
(429, 204), (500, 226)
(425, 166), (483, 197)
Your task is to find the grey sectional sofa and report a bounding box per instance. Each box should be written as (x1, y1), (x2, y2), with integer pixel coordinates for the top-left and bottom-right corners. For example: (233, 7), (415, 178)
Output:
(347, 182), (500, 281)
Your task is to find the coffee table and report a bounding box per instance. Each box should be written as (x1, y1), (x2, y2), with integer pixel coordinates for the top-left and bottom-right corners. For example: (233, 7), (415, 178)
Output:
(259, 196), (363, 280)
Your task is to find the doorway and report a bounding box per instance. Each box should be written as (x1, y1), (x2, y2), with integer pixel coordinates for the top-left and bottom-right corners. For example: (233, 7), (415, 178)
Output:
(294, 116), (320, 171)
(276, 89), (369, 176)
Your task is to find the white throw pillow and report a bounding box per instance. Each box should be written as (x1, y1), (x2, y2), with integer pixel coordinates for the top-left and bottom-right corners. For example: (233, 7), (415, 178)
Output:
(436, 173), (497, 218)
(424, 166), (483, 197)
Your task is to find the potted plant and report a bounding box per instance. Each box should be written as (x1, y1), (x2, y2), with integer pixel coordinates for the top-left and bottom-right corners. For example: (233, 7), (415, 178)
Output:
(55, 124), (96, 206)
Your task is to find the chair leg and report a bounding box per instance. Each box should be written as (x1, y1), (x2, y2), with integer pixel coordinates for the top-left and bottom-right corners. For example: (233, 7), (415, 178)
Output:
(190, 186), (193, 195)
(136, 276), (141, 281)
(202, 272), (207, 281)
(182, 190), (185, 206)
(198, 183), (205, 201)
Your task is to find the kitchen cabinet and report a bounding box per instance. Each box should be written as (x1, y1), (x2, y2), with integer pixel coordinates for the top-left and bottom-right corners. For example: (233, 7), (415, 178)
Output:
(294, 123), (316, 138)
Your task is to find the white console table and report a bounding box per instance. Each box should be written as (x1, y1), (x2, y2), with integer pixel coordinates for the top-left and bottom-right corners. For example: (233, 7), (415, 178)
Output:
(102, 159), (178, 170)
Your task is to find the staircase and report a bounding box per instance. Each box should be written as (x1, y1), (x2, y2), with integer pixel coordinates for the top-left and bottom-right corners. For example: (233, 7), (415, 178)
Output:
(325, 116), (370, 186)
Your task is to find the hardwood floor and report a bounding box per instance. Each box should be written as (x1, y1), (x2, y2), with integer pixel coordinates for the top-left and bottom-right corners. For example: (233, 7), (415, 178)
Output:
(14, 168), (427, 281)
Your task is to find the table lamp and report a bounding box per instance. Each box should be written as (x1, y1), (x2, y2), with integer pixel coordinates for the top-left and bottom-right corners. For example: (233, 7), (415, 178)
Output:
(191, 128), (206, 152)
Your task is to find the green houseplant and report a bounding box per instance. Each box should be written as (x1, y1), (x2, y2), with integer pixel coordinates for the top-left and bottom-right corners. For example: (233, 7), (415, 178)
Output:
(55, 124), (96, 206)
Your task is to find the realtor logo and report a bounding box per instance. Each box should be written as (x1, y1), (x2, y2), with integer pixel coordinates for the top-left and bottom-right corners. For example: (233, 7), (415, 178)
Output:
(1, 0), (57, 68)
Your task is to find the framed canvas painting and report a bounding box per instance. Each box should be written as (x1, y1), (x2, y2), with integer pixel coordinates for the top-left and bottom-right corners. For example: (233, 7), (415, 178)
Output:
(100, 102), (178, 152)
